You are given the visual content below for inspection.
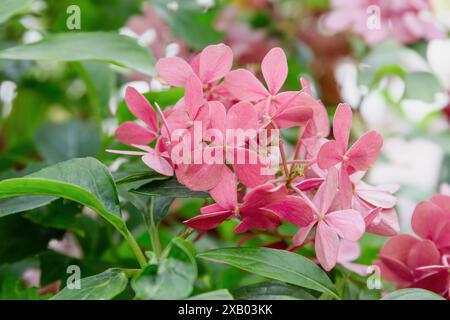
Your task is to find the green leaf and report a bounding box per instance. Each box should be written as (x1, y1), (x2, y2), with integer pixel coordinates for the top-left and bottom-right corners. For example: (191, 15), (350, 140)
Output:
(51, 269), (128, 300)
(153, 0), (223, 50)
(133, 177), (210, 198)
(0, 158), (148, 267)
(0, 32), (156, 76)
(404, 71), (442, 103)
(198, 247), (339, 299)
(24, 200), (85, 236)
(78, 61), (114, 116)
(189, 289), (234, 300)
(34, 121), (101, 165)
(116, 171), (169, 187)
(0, 195), (56, 217)
(0, 0), (34, 24)
(131, 238), (197, 300)
(233, 281), (316, 300)
(153, 197), (175, 226)
(0, 215), (63, 265)
(0, 157), (121, 220)
(381, 288), (445, 300)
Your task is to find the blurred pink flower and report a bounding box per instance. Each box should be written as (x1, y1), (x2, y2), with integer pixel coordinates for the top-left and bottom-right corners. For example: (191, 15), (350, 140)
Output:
(324, 0), (446, 45)
(376, 194), (450, 299)
(125, 4), (187, 59)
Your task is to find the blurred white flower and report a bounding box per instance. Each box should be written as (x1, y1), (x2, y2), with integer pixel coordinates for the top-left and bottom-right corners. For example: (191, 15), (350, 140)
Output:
(22, 30), (43, 44)
(427, 39), (450, 90)
(369, 137), (444, 191)
(440, 183), (450, 195)
(0, 81), (18, 118)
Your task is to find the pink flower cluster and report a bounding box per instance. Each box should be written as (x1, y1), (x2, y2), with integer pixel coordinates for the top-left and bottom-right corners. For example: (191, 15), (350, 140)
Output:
(110, 44), (399, 271)
(324, 0), (445, 45)
(376, 194), (450, 299)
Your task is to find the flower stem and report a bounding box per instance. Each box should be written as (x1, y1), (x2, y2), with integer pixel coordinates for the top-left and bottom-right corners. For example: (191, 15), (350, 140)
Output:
(145, 196), (162, 259)
(123, 229), (147, 268)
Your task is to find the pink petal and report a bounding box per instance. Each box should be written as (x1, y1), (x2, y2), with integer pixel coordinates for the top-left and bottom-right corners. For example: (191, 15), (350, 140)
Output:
(240, 184), (287, 213)
(346, 131), (383, 172)
(184, 210), (233, 231)
(337, 240), (361, 263)
(412, 200), (449, 241)
(265, 196), (314, 227)
(338, 167), (353, 209)
(125, 87), (158, 131)
(411, 270), (449, 297)
(232, 148), (271, 188)
(184, 75), (205, 118)
(315, 221), (340, 271)
(380, 234), (420, 266)
(225, 69), (268, 101)
(142, 153), (173, 176)
(430, 194), (450, 213)
(175, 162), (224, 191)
(292, 222), (316, 247)
(407, 240), (441, 271)
(317, 140), (343, 169)
(313, 167), (338, 213)
(340, 261), (368, 276)
(333, 103), (352, 152)
(366, 208), (400, 237)
(261, 47), (287, 95)
(235, 209), (281, 233)
(325, 209), (365, 241)
(209, 166), (237, 210)
(294, 178), (324, 191)
(199, 44), (233, 84)
(356, 181), (398, 208)
(300, 77), (312, 95)
(226, 101), (257, 130)
(273, 105), (313, 128)
(200, 203), (227, 214)
(115, 122), (157, 145)
(155, 56), (194, 87)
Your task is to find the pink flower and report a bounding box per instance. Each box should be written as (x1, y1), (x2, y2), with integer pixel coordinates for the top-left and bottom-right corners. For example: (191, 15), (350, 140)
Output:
(107, 142), (173, 176)
(156, 44), (233, 100)
(174, 101), (270, 191)
(376, 194), (450, 299)
(225, 48), (318, 129)
(115, 87), (158, 146)
(324, 0), (446, 45)
(293, 168), (366, 271)
(317, 103), (383, 208)
(185, 168), (314, 233)
(351, 172), (400, 236)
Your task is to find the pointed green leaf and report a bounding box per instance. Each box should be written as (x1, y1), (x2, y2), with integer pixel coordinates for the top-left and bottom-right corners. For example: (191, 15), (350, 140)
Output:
(198, 247), (339, 299)
(381, 289), (445, 300)
(0, 32), (155, 76)
(233, 281), (316, 300)
(132, 177), (209, 198)
(189, 289), (234, 300)
(51, 269), (128, 300)
(131, 238), (197, 300)
(0, 0), (34, 24)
